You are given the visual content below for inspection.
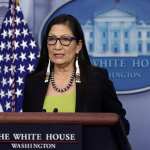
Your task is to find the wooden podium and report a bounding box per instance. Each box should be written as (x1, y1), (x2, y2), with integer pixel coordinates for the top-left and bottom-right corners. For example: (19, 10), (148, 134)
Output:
(0, 113), (131, 150)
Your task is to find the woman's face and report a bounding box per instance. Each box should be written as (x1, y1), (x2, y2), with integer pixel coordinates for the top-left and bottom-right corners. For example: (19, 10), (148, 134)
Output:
(47, 24), (82, 67)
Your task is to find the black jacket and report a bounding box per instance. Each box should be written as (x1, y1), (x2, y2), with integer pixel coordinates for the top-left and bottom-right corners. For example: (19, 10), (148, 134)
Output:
(23, 65), (129, 134)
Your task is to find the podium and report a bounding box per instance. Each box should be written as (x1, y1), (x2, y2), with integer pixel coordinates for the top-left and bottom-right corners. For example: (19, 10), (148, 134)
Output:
(0, 113), (131, 150)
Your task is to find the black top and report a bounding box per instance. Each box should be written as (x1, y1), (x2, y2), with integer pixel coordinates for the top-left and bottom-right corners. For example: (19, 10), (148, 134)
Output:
(23, 65), (129, 134)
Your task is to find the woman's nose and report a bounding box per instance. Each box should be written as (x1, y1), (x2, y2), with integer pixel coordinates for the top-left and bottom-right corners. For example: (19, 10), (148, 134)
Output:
(55, 40), (62, 50)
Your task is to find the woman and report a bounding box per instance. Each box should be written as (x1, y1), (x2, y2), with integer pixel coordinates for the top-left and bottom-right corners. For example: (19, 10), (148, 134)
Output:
(23, 14), (129, 134)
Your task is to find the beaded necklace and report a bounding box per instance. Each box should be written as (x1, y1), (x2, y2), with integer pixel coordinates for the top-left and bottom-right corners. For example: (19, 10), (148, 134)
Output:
(50, 70), (75, 93)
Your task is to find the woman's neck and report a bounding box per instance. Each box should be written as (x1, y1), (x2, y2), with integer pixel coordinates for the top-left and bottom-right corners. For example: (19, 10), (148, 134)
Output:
(54, 63), (74, 75)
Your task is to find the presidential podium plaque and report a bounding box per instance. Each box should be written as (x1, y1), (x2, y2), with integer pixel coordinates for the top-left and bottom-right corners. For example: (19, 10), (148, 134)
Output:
(0, 113), (131, 150)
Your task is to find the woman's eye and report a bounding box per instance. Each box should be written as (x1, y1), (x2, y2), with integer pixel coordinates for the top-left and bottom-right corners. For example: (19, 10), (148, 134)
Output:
(48, 37), (55, 41)
(63, 38), (70, 41)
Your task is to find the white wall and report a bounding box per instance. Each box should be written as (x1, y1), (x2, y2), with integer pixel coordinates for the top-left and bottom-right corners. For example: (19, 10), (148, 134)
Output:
(119, 91), (150, 150)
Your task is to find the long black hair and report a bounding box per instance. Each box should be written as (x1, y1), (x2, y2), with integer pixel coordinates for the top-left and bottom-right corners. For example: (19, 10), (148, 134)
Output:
(34, 14), (91, 74)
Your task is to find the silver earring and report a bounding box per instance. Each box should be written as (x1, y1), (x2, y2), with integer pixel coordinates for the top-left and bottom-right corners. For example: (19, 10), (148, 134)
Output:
(75, 56), (81, 83)
(44, 59), (51, 83)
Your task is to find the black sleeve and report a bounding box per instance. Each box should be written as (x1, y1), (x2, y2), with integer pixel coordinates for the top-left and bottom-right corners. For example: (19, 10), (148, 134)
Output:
(101, 68), (130, 135)
(22, 75), (31, 112)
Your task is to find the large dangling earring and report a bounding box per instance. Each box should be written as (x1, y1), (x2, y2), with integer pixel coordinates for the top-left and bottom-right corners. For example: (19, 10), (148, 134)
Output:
(44, 59), (51, 83)
(75, 56), (81, 83)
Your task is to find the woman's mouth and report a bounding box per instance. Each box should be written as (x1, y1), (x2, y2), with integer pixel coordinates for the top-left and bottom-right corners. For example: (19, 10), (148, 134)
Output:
(53, 54), (64, 58)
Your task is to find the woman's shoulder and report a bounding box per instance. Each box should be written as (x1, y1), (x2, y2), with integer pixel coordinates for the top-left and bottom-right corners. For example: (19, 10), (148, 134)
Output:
(25, 69), (46, 82)
(87, 65), (109, 79)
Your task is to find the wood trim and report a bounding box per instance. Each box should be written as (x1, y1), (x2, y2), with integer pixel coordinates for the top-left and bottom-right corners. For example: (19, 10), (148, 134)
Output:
(0, 113), (119, 125)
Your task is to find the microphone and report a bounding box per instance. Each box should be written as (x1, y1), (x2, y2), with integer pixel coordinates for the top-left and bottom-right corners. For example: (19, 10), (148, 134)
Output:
(42, 109), (46, 112)
(53, 108), (58, 112)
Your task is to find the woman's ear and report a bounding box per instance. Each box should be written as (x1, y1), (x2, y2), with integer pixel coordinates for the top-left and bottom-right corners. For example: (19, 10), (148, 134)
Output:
(76, 40), (82, 54)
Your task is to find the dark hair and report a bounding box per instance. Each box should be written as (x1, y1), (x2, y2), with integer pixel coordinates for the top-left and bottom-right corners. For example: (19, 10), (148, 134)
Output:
(35, 14), (91, 75)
